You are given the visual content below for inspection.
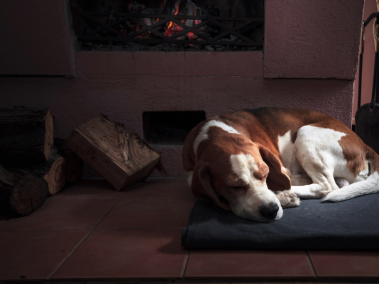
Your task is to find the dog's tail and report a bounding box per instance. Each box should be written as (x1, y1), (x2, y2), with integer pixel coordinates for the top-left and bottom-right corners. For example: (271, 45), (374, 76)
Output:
(322, 146), (379, 202)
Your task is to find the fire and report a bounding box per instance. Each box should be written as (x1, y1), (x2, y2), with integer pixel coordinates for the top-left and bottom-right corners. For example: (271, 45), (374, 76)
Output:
(134, 0), (201, 41)
(185, 0), (200, 41)
(167, 0), (181, 30)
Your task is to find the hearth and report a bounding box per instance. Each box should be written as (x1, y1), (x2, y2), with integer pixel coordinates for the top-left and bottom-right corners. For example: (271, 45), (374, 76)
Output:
(70, 0), (264, 51)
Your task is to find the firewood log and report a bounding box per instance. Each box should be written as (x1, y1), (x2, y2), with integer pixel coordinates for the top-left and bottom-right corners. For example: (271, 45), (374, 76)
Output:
(0, 128), (54, 168)
(0, 165), (48, 216)
(66, 115), (161, 191)
(0, 106), (54, 167)
(11, 150), (67, 196)
(54, 138), (83, 184)
(39, 151), (66, 195)
(0, 106), (53, 136)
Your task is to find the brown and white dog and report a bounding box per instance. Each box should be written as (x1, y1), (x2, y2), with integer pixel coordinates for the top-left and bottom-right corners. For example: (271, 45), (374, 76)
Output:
(182, 108), (379, 222)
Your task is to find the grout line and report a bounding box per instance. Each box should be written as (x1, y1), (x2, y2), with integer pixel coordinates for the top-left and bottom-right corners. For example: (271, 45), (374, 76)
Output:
(46, 229), (92, 280)
(305, 250), (318, 278)
(0, 75), (66, 77)
(93, 190), (127, 230)
(47, 191), (126, 280)
(0, 226), (185, 231)
(81, 74), (260, 79)
(181, 250), (191, 279)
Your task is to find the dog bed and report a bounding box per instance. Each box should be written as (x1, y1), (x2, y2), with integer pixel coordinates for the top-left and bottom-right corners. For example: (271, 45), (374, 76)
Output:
(182, 193), (379, 250)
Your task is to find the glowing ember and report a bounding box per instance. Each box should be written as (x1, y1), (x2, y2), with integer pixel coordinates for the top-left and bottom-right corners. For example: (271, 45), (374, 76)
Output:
(164, 22), (184, 38)
(167, 0), (181, 31)
(77, 0), (264, 52)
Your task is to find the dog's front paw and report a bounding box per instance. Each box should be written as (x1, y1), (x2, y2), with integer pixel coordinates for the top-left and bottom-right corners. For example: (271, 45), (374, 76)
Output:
(275, 190), (301, 208)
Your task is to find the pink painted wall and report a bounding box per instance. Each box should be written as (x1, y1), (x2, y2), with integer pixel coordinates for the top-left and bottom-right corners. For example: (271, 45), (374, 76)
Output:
(0, 0), (75, 76)
(0, 52), (354, 176)
(353, 0), (377, 119)
(0, 1), (365, 177)
(264, 0), (365, 79)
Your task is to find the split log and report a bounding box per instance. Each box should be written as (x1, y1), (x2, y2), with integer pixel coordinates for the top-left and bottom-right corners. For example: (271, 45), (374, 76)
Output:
(0, 165), (48, 216)
(54, 138), (83, 184)
(0, 106), (54, 167)
(66, 115), (161, 191)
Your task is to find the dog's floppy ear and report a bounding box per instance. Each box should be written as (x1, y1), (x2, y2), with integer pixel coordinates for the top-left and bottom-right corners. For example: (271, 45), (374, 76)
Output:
(191, 163), (231, 211)
(258, 145), (291, 191)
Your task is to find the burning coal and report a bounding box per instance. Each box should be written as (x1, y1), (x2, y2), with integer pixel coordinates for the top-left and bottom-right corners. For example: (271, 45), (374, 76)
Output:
(71, 0), (264, 51)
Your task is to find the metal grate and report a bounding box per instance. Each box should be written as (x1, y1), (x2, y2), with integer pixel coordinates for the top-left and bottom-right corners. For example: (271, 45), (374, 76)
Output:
(78, 10), (264, 50)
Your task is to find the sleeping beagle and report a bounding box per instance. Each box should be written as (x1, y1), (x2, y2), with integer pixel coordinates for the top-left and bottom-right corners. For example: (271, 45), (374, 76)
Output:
(182, 108), (379, 222)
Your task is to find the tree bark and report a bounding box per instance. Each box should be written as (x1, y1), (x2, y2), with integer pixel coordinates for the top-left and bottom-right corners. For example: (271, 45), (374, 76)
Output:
(0, 106), (53, 137)
(0, 128), (53, 168)
(12, 150), (67, 196)
(0, 165), (48, 216)
(0, 106), (54, 167)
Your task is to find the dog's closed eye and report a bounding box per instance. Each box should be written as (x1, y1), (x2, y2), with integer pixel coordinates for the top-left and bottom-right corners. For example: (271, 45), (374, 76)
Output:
(253, 171), (268, 181)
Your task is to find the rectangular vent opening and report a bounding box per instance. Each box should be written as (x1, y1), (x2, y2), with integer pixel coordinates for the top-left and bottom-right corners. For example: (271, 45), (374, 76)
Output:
(143, 111), (206, 146)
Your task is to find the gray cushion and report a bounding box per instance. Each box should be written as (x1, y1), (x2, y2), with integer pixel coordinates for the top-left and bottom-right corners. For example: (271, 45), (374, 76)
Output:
(182, 194), (379, 250)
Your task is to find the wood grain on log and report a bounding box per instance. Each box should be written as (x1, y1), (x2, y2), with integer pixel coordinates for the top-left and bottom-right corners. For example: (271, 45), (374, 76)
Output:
(66, 115), (160, 191)
(0, 165), (48, 216)
(42, 151), (66, 195)
(10, 149), (67, 196)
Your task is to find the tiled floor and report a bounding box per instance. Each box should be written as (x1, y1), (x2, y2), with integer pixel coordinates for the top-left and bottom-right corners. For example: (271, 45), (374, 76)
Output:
(0, 178), (378, 282)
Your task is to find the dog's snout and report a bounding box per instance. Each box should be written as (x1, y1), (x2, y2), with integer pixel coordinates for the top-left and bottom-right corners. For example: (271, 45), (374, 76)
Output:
(259, 203), (279, 219)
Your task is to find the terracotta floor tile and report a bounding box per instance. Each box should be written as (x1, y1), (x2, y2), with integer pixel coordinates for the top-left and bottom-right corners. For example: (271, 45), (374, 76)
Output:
(309, 251), (379, 278)
(124, 178), (195, 200)
(185, 250), (315, 279)
(0, 198), (117, 230)
(56, 179), (124, 199)
(52, 228), (188, 280)
(97, 197), (194, 229)
(0, 230), (89, 281)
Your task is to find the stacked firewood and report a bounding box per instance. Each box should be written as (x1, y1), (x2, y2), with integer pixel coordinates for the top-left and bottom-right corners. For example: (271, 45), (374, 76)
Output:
(0, 108), (164, 216)
(0, 107), (83, 216)
(0, 107), (164, 216)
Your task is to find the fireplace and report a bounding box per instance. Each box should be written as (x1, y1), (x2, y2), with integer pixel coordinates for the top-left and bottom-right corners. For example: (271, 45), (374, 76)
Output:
(70, 0), (264, 51)
(0, 0), (364, 178)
